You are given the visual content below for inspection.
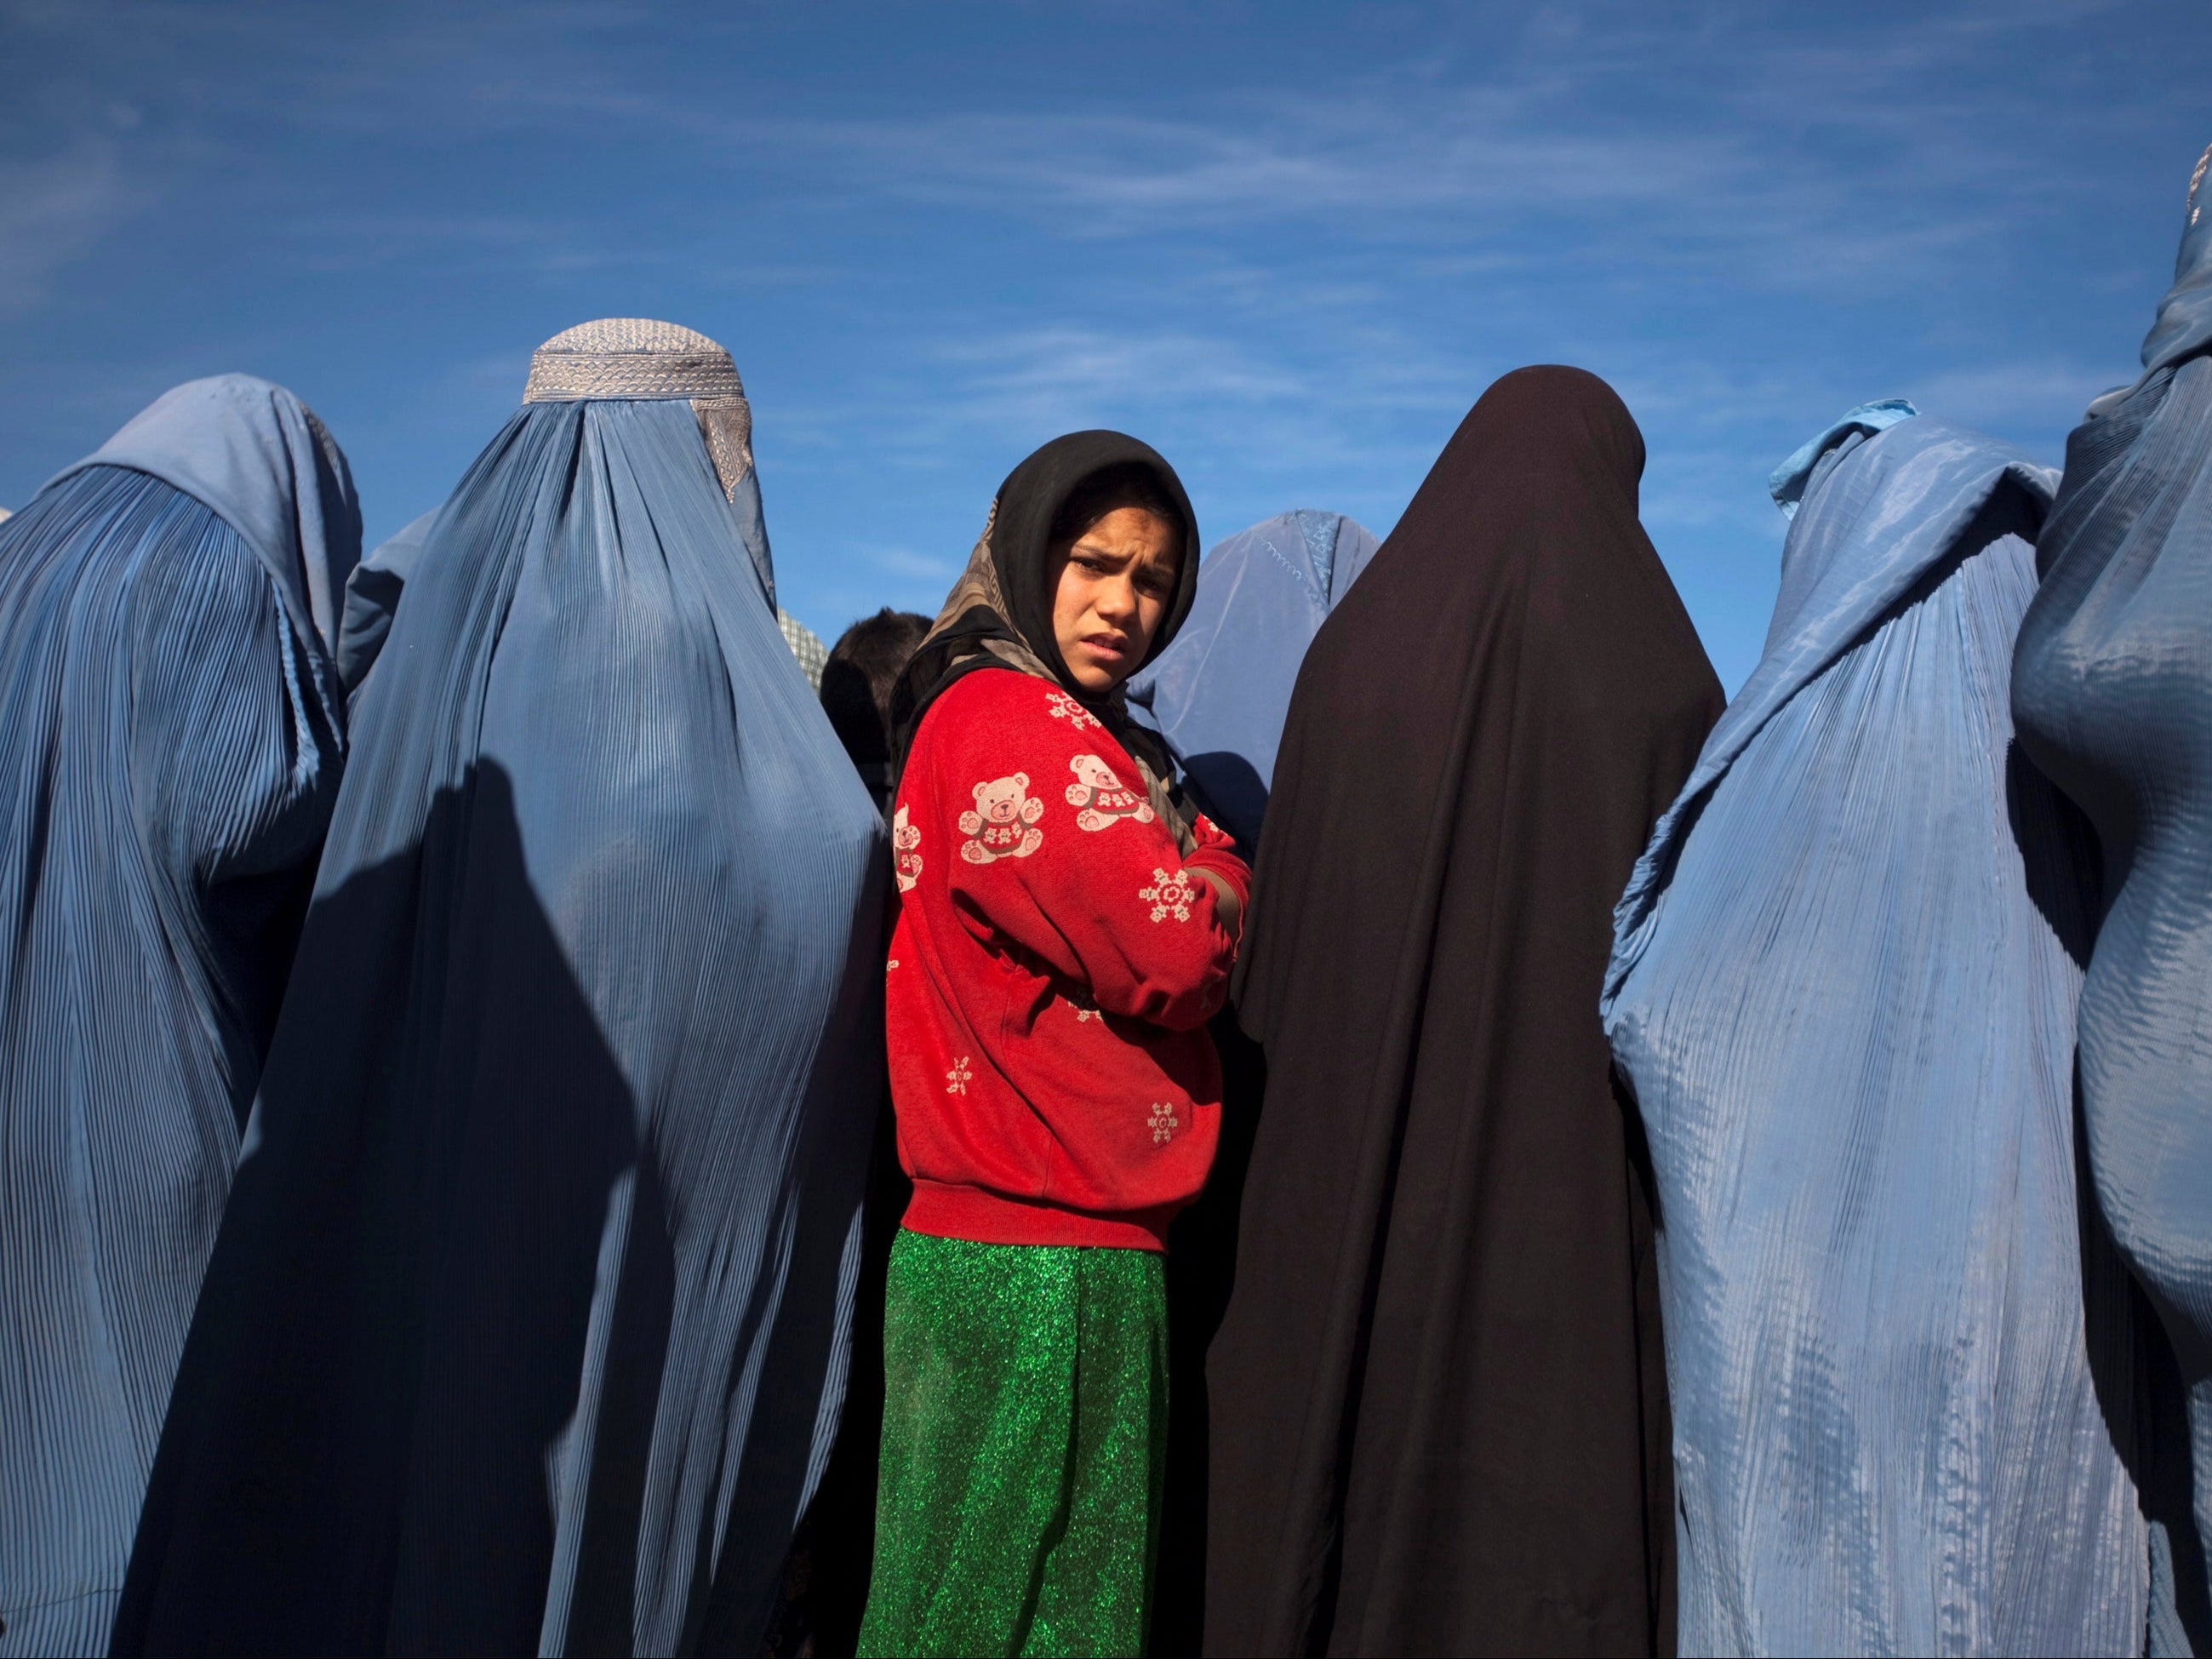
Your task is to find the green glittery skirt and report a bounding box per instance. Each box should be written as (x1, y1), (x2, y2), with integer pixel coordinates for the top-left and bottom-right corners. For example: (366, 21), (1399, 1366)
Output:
(857, 1229), (1169, 1658)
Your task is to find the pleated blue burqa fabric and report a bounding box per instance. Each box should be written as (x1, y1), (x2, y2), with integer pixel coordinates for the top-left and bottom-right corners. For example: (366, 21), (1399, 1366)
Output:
(2013, 143), (2212, 1655)
(0, 375), (358, 1658)
(112, 320), (888, 1658)
(335, 506), (437, 698)
(1126, 509), (1379, 850)
(1603, 408), (2151, 1655)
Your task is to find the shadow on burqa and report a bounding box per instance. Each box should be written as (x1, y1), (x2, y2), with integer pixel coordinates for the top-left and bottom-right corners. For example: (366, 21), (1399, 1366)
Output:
(117, 764), (847, 1658)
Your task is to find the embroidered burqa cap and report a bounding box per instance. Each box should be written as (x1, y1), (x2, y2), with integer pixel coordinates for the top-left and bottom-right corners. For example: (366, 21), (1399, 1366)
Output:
(523, 317), (746, 400)
(523, 317), (774, 604)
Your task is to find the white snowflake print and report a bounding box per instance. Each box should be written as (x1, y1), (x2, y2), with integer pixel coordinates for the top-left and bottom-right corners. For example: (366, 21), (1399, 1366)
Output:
(1064, 990), (1102, 1023)
(1045, 689), (1102, 731)
(892, 804), (923, 893)
(887, 959), (899, 973)
(1149, 1102), (1180, 1146)
(1066, 754), (1157, 832)
(946, 1055), (973, 1096)
(1140, 867), (1197, 923)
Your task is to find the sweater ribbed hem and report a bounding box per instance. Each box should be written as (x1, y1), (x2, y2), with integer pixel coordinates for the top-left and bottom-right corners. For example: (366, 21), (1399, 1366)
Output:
(901, 1181), (1174, 1251)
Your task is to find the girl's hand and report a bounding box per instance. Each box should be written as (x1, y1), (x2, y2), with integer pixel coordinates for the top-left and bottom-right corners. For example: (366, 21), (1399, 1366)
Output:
(1192, 867), (1243, 944)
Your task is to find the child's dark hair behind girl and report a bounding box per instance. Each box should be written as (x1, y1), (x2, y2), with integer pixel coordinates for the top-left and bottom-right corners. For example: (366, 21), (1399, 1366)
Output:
(823, 608), (932, 811)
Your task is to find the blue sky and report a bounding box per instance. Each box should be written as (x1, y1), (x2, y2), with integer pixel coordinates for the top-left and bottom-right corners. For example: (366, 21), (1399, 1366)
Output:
(2, 0), (2205, 688)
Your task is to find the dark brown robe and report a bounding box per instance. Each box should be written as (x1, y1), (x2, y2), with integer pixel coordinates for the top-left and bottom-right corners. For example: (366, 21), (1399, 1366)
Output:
(1203, 366), (1722, 1657)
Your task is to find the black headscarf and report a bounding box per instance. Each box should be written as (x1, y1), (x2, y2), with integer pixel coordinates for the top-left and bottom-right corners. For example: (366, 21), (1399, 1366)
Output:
(1202, 367), (1723, 1656)
(889, 431), (1200, 834)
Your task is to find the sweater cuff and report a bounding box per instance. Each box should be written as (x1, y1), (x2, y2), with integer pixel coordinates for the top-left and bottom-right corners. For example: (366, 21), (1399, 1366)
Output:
(1183, 842), (1252, 904)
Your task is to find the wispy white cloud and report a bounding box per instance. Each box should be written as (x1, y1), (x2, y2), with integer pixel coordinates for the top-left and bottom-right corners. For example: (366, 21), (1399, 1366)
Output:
(1906, 360), (2129, 429)
(0, 0), (2129, 316)
(0, 0), (2194, 686)
(572, 6), (2110, 306)
(72, 0), (2069, 310)
(930, 326), (1310, 420)
(863, 545), (959, 581)
(0, 139), (140, 316)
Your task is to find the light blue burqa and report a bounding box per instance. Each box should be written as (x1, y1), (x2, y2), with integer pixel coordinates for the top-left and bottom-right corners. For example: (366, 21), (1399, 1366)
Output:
(114, 329), (886, 1657)
(1127, 509), (1379, 849)
(335, 506), (437, 696)
(0, 375), (357, 1658)
(2013, 145), (2212, 1656)
(1603, 410), (2147, 1654)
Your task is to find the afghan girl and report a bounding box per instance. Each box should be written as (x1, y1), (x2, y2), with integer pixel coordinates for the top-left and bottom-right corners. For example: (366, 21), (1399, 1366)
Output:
(861, 432), (1250, 1657)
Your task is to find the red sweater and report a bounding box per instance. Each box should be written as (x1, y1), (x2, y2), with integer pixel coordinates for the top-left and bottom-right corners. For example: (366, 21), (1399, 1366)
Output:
(887, 668), (1251, 1250)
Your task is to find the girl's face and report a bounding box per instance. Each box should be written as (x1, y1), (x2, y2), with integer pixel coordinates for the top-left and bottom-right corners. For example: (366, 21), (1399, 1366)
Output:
(1049, 506), (1179, 693)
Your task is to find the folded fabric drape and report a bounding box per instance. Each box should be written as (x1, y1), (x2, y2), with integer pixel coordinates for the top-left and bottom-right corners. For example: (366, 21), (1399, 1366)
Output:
(336, 506), (437, 697)
(47, 373), (363, 668)
(0, 375), (357, 1658)
(113, 322), (888, 1657)
(1606, 409), (2147, 1655)
(1205, 366), (1721, 1656)
(1126, 510), (1380, 851)
(2013, 142), (2212, 1655)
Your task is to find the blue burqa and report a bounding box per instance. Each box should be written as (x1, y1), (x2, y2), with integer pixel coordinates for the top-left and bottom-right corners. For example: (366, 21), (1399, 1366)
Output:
(0, 375), (358, 1658)
(1127, 509), (1379, 850)
(335, 506), (437, 697)
(113, 323), (888, 1656)
(1603, 410), (2149, 1654)
(2013, 144), (2212, 1656)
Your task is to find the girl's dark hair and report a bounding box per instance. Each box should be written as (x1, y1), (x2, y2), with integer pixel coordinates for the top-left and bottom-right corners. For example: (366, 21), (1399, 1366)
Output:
(1048, 461), (1186, 551)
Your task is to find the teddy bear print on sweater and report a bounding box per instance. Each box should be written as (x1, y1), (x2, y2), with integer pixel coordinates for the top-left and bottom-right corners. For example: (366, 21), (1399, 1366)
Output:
(959, 772), (1046, 862)
(1066, 754), (1157, 833)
